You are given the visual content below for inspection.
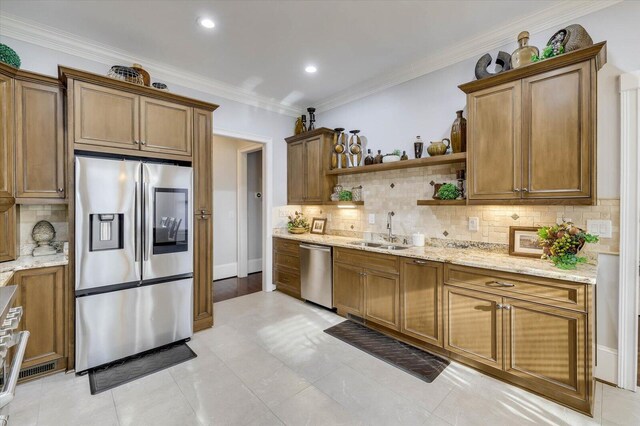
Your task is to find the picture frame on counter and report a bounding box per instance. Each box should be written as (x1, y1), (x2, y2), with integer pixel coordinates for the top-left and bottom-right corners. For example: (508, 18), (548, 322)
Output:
(310, 218), (327, 235)
(509, 226), (544, 258)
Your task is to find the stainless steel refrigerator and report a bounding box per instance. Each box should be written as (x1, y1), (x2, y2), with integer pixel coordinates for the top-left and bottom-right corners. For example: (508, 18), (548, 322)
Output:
(74, 156), (194, 372)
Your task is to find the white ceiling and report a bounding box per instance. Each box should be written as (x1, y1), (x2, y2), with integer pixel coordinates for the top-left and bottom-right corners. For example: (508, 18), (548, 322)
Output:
(0, 1), (619, 114)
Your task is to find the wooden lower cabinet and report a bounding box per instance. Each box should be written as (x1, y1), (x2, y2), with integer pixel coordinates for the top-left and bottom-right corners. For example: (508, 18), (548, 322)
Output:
(400, 258), (443, 347)
(193, 214), (213, 331)
(504, 298), (587, 402)
(444, 285), (503, 369)
(13, 266), (66, 375)
(364, 270), (400, 330)
(273, 237), (301, 298)
(333, 262), (363, 316)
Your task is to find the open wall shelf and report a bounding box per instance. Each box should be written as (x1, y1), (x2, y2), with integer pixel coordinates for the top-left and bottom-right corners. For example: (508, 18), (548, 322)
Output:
(326, 152), (466, 176)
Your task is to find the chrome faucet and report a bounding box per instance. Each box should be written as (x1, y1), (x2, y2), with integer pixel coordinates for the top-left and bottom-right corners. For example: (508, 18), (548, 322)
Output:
(386, 211), (396, 243)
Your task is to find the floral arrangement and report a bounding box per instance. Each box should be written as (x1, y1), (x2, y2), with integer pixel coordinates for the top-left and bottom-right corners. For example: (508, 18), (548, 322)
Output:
(532, 44), (564, 63)
(437, 183), (460, 200)
(287, 211), (309, 232)
(537, 222), (598, 269)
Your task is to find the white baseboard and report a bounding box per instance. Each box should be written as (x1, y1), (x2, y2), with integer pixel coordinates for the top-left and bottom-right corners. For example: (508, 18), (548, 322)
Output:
(214, 262), (238, 281)
(595, 345), (618, 384)
(248, 258), (262, 274)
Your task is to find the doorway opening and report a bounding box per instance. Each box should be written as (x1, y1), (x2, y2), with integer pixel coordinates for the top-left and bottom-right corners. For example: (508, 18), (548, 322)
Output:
(212, 131), (271, 303)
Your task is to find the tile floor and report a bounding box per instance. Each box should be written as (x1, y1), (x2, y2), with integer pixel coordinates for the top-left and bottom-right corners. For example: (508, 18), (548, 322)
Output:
(6, 291), (640, 426)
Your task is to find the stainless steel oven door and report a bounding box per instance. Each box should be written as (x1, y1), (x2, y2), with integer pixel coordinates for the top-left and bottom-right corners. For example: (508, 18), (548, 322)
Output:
(75, 157), (142, 291)
(142, 163), (193, 281)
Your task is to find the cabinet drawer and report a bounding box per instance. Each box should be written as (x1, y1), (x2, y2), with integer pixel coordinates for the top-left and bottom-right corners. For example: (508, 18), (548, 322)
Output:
(274, 268), (300, 296)
(273, 238), (300, 256)
(334, 248), (398, 274)
(445, 264), (586, 312)
(275, 252), (300, 272)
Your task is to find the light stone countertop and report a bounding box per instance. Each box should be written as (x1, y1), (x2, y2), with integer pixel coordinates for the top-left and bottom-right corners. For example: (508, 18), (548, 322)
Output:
(0, 254), (68, 287)
(273, 230), (598, 285)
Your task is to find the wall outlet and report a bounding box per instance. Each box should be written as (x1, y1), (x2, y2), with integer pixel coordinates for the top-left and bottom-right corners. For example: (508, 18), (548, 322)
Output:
(587, 219), (612, 238)
(469, 217), (479, 232)
(368, 214), (375, 224)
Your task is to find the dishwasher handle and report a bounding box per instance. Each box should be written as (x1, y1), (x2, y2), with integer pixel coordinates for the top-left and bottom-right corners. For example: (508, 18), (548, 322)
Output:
(299, 244), (332, 253)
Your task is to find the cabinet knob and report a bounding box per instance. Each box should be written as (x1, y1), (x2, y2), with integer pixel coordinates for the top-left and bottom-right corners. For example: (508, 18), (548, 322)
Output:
(522, 188), (529, 192)
(514, 188), (521, 192)
(496, 303), (504, 310)
(200, 215), (208, 220)
(57, 188), (64, 193)
(200, 209), (206, 214)
(413, 260), (428, 265)
(134, 140), (139, 145)
(504, 304), (511, 310)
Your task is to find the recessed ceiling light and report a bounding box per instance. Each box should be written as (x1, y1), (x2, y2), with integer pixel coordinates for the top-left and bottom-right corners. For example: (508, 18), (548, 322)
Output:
(198, 17), (215, 29)
(305, 65), (317, 74)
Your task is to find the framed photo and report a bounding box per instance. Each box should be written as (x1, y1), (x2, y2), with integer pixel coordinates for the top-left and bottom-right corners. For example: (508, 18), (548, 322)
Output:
(509, 226), (543, 258)
(310, 218), (327, 235)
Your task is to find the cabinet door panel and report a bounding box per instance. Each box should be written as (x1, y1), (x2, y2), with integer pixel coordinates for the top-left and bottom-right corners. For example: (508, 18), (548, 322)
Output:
(0, 74), (13, 198)
(14, 266), (65, 369)
(505, 299), (586, 397)
(140, 97), (192, 156)
(444, 286), (503, 369)
(401, 259), (443, 347)
(304, 137), (322, 203)
(287, 141), (304, 204)
(0, 201), (17, 262)
(15, 81), (65, 198)
(468, 81), (521, 200)
(522, 62), (591, 199)
(333, 262), (363, 316)
(74, 82), (139, 149)
(193, 214), (213, 331)
(364, 270), (400, 330)
(193, 108), (212, 214)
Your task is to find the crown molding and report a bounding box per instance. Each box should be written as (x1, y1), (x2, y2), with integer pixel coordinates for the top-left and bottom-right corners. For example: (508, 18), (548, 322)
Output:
(314, 0), (622, 113)
(0, 13), (304, 117)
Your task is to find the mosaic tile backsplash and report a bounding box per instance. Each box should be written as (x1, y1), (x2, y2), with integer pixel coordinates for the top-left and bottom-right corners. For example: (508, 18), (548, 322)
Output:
(18, 205), (69, 255)
(277, 164), (620, 256)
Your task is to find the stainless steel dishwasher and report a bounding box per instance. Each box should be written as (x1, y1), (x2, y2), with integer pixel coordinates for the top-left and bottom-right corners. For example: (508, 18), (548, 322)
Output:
(299, 244), (333, 309)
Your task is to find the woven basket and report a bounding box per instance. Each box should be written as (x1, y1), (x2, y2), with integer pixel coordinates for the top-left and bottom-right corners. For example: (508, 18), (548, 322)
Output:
(107, 65), (144, 85)
(547, 24), (593, 53)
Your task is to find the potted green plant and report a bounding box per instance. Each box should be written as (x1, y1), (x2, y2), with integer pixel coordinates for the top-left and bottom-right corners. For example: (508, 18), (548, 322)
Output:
(436, 183), (460, 200)
(537, 222), (599, 269)
(287, 211), (309, 234)
(338, 190), (352, 201)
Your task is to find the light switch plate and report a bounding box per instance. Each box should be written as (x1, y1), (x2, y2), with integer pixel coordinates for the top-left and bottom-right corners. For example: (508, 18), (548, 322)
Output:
(587, 219), (612, 238)
(368, 214), (375, 224)
(469, 217), (479, 232)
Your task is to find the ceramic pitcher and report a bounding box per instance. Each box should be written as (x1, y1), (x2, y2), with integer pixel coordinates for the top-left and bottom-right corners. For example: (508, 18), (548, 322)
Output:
(427, 138), (450, 156)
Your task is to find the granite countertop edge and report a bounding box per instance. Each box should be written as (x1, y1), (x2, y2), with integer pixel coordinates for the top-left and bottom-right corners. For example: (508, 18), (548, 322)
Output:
(0, 254), (69, 287)
(273, 231), (597, 285)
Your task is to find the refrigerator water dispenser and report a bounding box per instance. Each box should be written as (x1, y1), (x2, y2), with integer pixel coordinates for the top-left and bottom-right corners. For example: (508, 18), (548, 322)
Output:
(89, 213), (124, 251)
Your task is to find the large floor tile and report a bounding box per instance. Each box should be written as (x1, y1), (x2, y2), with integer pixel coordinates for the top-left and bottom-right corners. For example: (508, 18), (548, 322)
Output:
(271, 385), (365, 426)
(601, 384), (640, 425)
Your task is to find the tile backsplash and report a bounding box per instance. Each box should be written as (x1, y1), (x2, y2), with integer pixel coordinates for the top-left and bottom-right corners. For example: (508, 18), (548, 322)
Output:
(276, 164), (620, 256)
(18, 205), (69, 256)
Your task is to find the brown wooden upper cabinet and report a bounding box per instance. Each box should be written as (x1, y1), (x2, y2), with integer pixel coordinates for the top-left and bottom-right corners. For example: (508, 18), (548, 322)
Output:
(74, 82), (192, 157)
(193, 108), (213, 215)
(285, 128), (336, 205)
(460, 42), (606, 205)
(15, 80), (65, 199)
(0, 200), (16, 262)
(0, 72), (14, 199)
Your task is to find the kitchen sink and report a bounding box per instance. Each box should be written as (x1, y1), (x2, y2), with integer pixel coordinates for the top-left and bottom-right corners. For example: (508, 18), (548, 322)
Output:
(378, 245), (410, 250)
(349, 241), (383, 248)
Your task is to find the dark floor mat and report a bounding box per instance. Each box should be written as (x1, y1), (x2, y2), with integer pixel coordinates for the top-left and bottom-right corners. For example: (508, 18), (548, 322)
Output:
(325, 320), (449, 383)
(88, 341), (196, 394)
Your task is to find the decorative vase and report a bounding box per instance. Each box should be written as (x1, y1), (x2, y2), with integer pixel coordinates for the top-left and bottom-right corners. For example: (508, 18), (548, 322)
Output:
(401, 151), (408, 161)
(450, 110), (467, 153)
(295, 116), (304, 135)
(364, 149), (374, 165)
(333, 128), (346, 168)
(511, 31), (539, 69)
(374, 150), (384, 164)
(427, 139), (450, 156)
(414, 136), (424, 159)
(301, 115), (307, 132)
(351, 186), (363, 202)
(307, 108), (316, 131)
(288, 227), (307, 235)
(0, 43), (21, 68)
(348, 130), (362, 167)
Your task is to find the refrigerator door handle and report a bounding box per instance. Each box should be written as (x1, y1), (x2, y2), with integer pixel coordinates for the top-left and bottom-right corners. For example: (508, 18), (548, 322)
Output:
(143, 181), (149, 262)
(134, 184), (139, 262)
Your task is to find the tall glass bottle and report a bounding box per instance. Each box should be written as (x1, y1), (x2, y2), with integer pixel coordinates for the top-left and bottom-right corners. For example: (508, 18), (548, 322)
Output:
(511, 31), (539, 69)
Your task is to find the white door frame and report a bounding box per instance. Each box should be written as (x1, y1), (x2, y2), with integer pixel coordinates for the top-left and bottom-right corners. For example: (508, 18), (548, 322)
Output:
(214, 127), (275, 292)
(618, 70), (640, 391)
(237, 145), (263, 278)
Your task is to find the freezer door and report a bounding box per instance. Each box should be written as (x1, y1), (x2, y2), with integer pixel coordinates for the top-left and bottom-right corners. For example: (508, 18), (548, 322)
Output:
(75, 278), (193, 372)
(142, 163), (193, 280)
(75, 157), (141, 292)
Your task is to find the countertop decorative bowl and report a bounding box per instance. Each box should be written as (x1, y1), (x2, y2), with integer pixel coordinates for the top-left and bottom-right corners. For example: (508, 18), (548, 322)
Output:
(288, 227), (307, 234)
